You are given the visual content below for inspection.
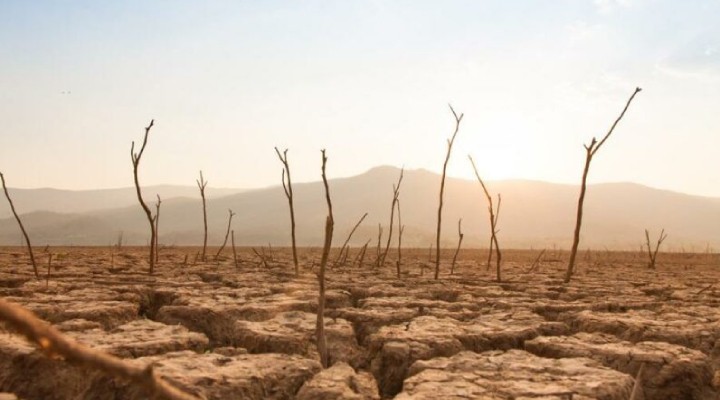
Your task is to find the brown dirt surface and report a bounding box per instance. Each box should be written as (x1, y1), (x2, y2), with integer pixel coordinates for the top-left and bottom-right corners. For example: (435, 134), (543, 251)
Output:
(1, 246), (719, 399)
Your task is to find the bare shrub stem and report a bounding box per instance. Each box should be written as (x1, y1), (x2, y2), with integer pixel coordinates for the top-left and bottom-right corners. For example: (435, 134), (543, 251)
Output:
(435, 105), (463, 280)
(565, 87), (642, 283)
(0, 172), (39, 278)
(130, 120), (157, 274)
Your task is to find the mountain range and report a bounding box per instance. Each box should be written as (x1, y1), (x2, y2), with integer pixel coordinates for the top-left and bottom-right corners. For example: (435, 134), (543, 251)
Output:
(1, 166), (718, 251)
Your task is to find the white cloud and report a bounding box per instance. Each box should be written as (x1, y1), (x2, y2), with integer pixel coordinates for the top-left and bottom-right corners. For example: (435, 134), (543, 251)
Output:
(594, 0), (635, 14)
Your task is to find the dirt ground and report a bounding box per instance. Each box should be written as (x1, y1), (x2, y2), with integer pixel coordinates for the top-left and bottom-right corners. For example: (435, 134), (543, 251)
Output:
(1, 246), (719, 399)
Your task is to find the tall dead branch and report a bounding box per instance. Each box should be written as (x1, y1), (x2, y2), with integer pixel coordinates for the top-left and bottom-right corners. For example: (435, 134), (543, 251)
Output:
(374, 224), (383, 268)
(469, 156), (502, 282)
(450, 219), (464, 275)
(130, 120), (157, 274)
(215, 209), (236, 261)
(274, 147), (299, 275)
(155, 195), (161, 264)
(316, 149), (334, 368)
(0, 172), (38, 278)
(396, 199), (405, 278)
(0, 298), (199, 400)
(435, 105), (464, 280)
(231, 230), (239, 268)
(565, 87), (642, 283)
(379, 168), (404, 268)
(645, 228), (668, 269)
(196, 171), (208, 262)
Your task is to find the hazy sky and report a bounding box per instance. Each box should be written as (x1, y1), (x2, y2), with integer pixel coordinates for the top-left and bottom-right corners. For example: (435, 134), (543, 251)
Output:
(1, 1), (719, 196)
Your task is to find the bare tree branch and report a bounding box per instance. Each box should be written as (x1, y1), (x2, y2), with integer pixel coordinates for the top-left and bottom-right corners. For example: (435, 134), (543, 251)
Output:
(0, 298), (199, 400)
(435, 105), (464, 280)
(130, 120), (157, 274)
(0, 172), (38, 278)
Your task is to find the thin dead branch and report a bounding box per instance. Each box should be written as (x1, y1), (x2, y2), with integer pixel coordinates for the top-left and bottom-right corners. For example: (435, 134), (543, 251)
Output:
(196, 171), (208, 262)
(645, 228), (668, 269)
(435, 104), (464, 280)
(231, 230), (239, 268)
(379, 168), (404, 268)
(275, 147), (299, 275)
(450, 218), (464, 275)
(215, 209), (236, 261)
(316, 149), (334, 368)
(469, 156), (502, 282)
(0, 172), (39, 278)
(334, 212), (368, 267)
(565, 87), (642, 283)
(155, 195), (161, 264)
(130, 120), (157, 274)
(526, 249), (547, 274)
(0, 298), (199, 400)
(396, 199), (405, 278)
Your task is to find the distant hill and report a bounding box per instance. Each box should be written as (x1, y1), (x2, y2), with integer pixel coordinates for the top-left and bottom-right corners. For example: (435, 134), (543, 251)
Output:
(0, 185), (245, 219)
(1, 166), (718, 250)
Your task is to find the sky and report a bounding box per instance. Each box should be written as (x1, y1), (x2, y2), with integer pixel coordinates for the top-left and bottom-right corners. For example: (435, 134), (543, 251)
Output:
(1, 0), (719, 196)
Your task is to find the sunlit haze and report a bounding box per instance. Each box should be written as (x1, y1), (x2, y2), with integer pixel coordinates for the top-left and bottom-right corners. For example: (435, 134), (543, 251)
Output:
(1, 1), (719, 196)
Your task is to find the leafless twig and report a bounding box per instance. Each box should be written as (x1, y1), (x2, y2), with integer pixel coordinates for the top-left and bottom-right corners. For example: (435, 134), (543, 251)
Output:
(0, 298), (199, 400)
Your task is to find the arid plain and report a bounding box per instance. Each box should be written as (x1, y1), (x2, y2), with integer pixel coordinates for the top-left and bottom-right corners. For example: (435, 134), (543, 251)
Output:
(1, 246), (719, 399)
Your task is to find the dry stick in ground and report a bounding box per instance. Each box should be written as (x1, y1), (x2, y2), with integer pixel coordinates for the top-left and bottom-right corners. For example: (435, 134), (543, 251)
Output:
(316, 149), (334, 368)
(379, 168), (404, 268)
(274, 147), (300, 275)
(396, 198), (405, 278)
(231, 230), (239, 268)
(374, 224), (383, 268)
(130, 120), (157, 274)
(334, 212), (368, 267)
(526, 248), (547, 274)
(0, 298), (199, 400)
(196, 171), (209, 262)
(214, 209), (236, 261)
(45, 253), (52, 289)
(251, 248), (268, 268)
(450, 219), (464, 275)
(645, 228), (668, 269)
(435, 105), (464, 280)
(469, 156), (502, 282)
(0, 172), (39, 278)
(355, 239), (370, 268)
(565, 87), (642, 283)
(154, 195), (161, 264)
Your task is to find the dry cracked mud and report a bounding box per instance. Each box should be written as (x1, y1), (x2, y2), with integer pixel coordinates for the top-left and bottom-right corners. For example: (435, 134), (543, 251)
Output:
(1, 247), (719, 399)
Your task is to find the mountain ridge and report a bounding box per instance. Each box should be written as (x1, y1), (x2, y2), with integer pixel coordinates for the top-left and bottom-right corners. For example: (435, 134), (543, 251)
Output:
(1, 166), (717, 250)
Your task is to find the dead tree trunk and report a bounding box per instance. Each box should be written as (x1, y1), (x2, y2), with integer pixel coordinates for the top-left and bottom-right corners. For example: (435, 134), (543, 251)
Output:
(565, 87), (642, 283)
(274, 148), (299, 275)
(435, 105), (464, 280)
(155, 195), (161, 264)
(645, 228), (668, 269)
(469, 156), (502, 282)
(316, 149), (334, 368)
(379, 168), (404, 268)
(215, 209), (236, 261)
(130, 120), (157, 274)
(0, 172), (39, 278)
(196, 171), (208, 262)
(450, 219), (464, 275)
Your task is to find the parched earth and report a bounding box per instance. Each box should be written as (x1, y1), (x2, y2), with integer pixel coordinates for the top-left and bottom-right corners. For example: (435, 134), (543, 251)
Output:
(1, 246), (719, 399)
